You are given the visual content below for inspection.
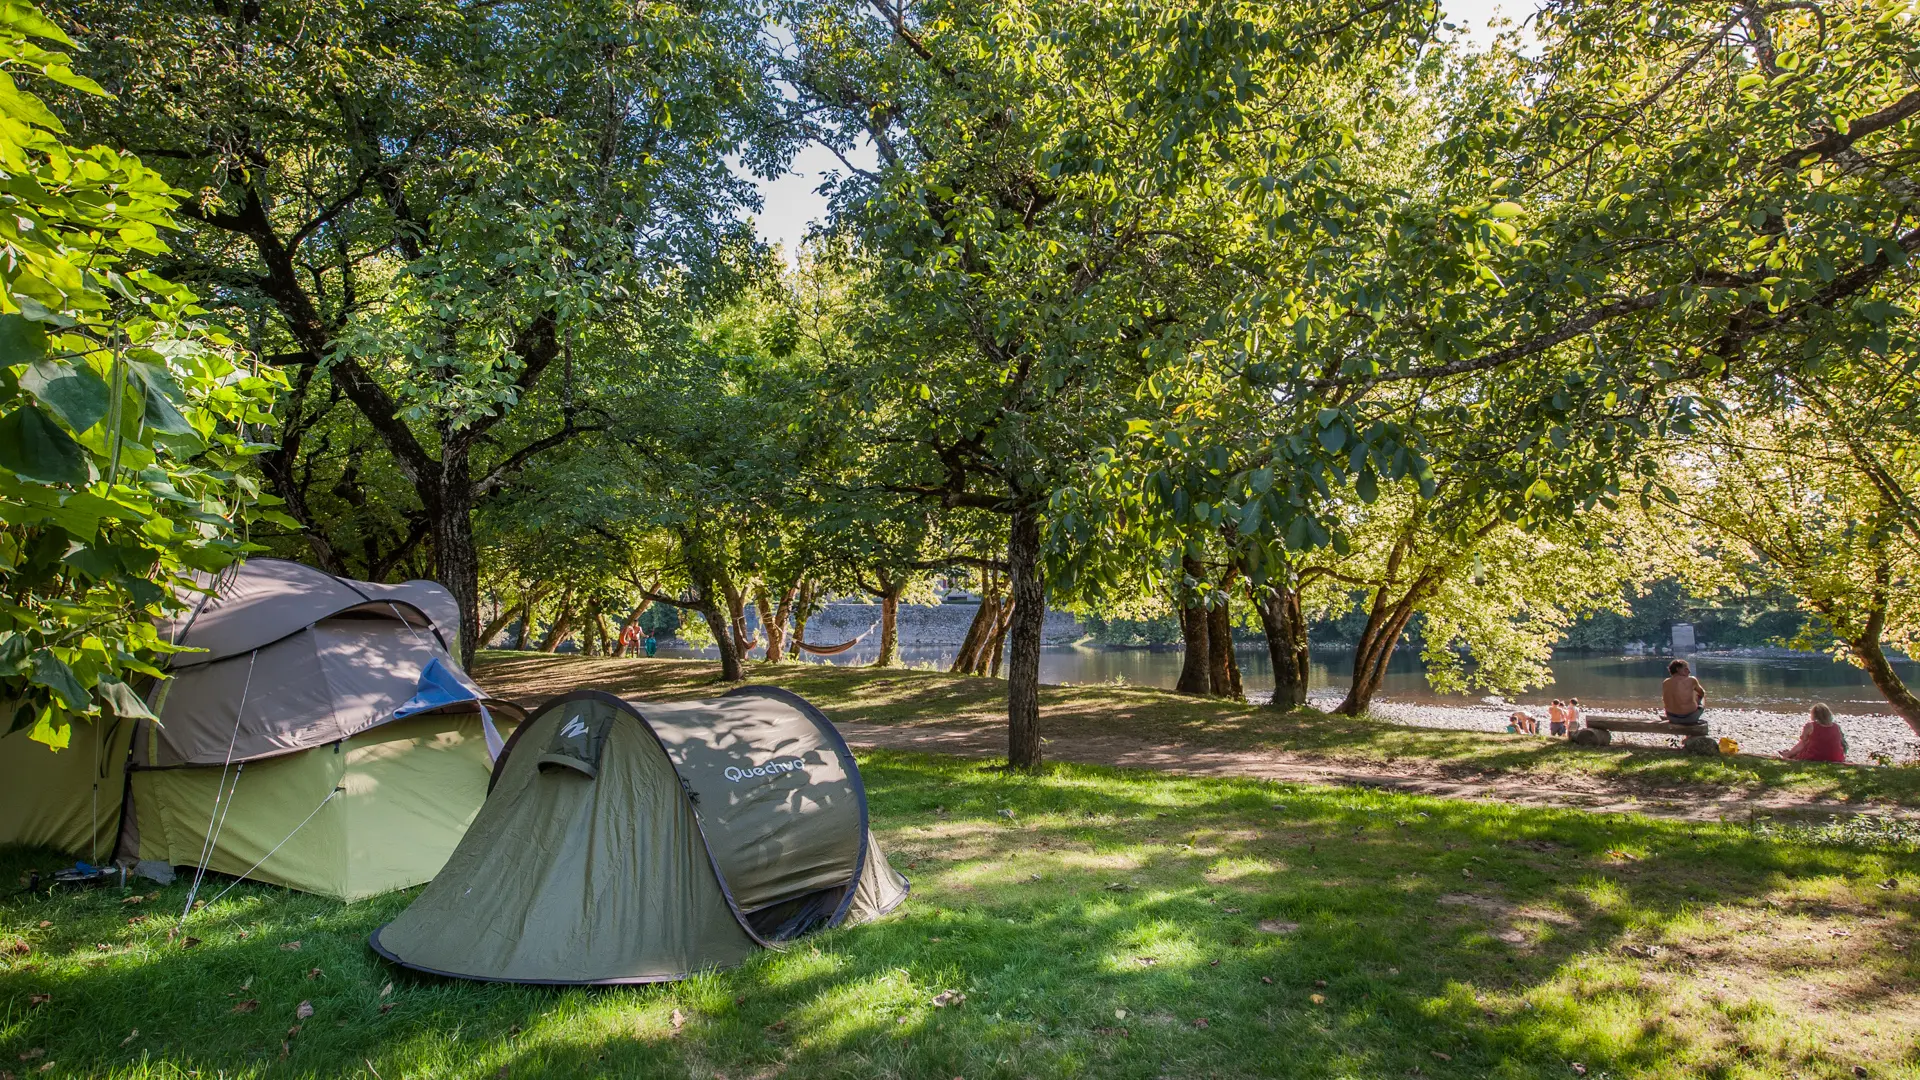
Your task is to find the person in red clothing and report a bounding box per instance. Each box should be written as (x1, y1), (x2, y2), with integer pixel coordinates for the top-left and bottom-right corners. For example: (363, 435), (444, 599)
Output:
(1779, 703), (1848, 763)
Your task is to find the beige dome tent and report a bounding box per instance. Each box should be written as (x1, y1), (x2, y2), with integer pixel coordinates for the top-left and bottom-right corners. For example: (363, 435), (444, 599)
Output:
(370, 687), (908, 984)
(0, 558), (518, 902)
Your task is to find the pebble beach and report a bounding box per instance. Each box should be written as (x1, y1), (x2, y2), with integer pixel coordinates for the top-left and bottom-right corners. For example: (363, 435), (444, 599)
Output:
(1292, 691), (1920, 763)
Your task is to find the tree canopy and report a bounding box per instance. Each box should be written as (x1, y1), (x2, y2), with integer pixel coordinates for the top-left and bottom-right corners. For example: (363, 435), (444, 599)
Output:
(6, 0), (1916, 765)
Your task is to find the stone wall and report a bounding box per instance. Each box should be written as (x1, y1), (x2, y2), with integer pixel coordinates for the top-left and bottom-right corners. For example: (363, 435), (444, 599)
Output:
(778, 602), (1086, 647)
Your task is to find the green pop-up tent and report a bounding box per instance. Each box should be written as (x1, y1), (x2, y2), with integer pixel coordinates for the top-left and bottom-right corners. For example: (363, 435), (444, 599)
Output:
(370, 686), (908, 985)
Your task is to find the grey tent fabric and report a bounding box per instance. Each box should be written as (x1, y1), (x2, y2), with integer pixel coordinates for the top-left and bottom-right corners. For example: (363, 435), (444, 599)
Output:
(139, 558), (501, 766)
(158, 558), (461, 666)
(370, 687), (908, 985)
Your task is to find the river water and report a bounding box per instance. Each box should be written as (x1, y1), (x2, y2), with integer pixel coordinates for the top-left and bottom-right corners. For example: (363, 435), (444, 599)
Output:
(656, 643), (1916, 717)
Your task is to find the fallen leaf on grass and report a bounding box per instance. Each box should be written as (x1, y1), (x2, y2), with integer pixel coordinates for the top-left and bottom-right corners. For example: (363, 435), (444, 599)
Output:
(6, 941), (29, 956)
(1309, 994), (1325, 1005)
(127, 915), (147, 925)
(94, 943), (110, 951)
(931, 990), (966, 1007)
(1102, 882), (1134, 892)
(1431, 1051), (1451, 1061)
(764, 1020), (787, 1034)
(1260, 976), (1273, 985)
(1093, 1026), (1130, 1037)
(1604, 850), (1639, 861)
(1314, 980), (1327, 988)
(1191, 1017), (1209, 1029)
(237, 930), (249, 939)
(120, 1030), (138, 1047)
(280, 941), (302, 952)
(295, 1000), (315, 1020)
(1134, 956), (1157, 967)
(307, 968), (323, 979)
(232, 999), (259, 1014)
(1571, 1065), (1587, 1076)
(1221, 908), (1241, 914)
(379, 1003), (395, 1015)
(1258, 920), (1299, 935)
(1114, 1009), (1128, 1020)
(1620, 944), (1666, 960)
(180, 937), (201, 949)
(35, 921), (50, 929)
(121, 895), (144, 904)
(27, 994), (48, 1007)
(670, 1008), (686, 1031)
(36, 1064), (52, 1074)
(379, 982), (392, 998)
(17, 1050), (43, 1061)
(1880, 878), (1899, 891)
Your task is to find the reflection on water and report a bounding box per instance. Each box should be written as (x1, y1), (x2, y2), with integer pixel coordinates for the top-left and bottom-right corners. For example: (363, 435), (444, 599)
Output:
(654, 644), (1916, 716)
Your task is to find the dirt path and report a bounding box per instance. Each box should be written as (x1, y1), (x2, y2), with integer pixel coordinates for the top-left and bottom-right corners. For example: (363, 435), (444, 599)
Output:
(835, 721), (1901, 824)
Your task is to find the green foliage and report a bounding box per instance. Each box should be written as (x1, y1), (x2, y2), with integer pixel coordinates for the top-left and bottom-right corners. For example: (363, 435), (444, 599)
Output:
(0, 1), (284, 747)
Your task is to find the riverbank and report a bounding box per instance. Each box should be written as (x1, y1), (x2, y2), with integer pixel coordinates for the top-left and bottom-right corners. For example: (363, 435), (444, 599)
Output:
(1290, 692), (1920, 764)
(476, 653), (1920, 813)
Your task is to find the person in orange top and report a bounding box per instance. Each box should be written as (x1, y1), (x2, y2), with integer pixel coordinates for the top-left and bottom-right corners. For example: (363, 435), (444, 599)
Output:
(1661, 659), (1706, 723)
(1780, 703), (1848, 763)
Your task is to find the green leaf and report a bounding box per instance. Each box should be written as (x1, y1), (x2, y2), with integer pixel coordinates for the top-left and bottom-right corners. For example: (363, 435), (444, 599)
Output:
(1318, 423), (1345, 453)
(1524, 477), (1554, 501)
(0, 313), (48, 365)
(1488, 201), (1523, 219)
(129, 361), (195, 435)
(29, 704), (70, 751)
(30, 648), (90, 712)
(1737, 72), (1765, 92)
(19, 359), (110, 433)
(96, 678), (156, 720)
(0, 403), (89, 484)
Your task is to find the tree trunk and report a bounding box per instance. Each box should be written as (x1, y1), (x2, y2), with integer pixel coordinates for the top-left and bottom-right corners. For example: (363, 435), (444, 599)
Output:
(429, 480), (483, 665)
(764, 588), (794, 664)
(1337, 588), (1422, 716)
(697, 595), (743, 682)
(988, 600), (1013, 677)
(537, 587), (574, 652)
(478, 590), (530, 652)
(1851, 585), (1920, 734)
(589, 603), (612, 658)
(1005, 504), (1045, 769)
(1255, 584), (1311, 710)
(1176, 555), (1213, 695)
(874, 588), (902, 667)
(510, 591), (535, 650)
(791, 581), (816, 658)
(952, 593), (999, 674)
(720, 578), (753, 656)
(1207, 591), (1241, 699)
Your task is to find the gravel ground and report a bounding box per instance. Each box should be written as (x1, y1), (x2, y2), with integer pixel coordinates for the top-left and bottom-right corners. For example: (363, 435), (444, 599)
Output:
(1288, 691), (1920, 763)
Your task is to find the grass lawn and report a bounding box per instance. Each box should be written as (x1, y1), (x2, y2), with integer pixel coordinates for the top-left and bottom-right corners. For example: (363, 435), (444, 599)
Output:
(6, 751), (1920, 1079)
(477, 653), (1920, 809)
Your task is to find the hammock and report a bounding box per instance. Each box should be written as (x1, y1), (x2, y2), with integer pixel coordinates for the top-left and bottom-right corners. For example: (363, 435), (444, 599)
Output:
(794, 620), (880, 657)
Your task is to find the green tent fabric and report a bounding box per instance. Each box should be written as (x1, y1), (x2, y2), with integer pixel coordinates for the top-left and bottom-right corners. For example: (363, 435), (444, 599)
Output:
(0, 558), (517, 902)
(370, 687), (909, 985)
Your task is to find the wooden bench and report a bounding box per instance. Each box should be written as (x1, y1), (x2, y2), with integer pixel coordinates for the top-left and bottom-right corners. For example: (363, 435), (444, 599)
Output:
(1571, 716), (1720, 754)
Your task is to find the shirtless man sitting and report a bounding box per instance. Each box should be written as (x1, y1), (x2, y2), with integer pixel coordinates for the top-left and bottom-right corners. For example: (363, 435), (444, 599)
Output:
(1661, 659), (1706, 724)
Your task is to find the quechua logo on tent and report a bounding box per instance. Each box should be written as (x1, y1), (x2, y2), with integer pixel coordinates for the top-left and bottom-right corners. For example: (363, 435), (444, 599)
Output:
(724, 759), (807, 784)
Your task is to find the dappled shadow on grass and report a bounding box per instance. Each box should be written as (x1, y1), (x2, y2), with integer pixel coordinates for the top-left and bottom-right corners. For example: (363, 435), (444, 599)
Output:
(477, 654), (1920, 809)
(9, 751), (1920, 1078)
